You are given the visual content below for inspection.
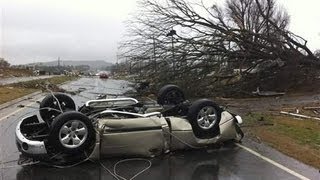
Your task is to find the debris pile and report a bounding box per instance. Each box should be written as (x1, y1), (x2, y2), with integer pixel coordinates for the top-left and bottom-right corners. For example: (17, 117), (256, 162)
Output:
(279, 105), (320, 121)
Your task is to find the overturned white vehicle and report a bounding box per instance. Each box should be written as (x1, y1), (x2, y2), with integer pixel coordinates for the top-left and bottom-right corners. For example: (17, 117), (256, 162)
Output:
(16, 85), (243, 165)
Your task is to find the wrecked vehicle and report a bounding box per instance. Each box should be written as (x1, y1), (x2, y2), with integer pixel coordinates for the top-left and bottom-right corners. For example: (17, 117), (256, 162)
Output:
(15, 84), (244, 165)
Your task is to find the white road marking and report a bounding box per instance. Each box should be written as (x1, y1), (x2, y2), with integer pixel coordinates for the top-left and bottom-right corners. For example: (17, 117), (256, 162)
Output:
(235, 143), (310, 180)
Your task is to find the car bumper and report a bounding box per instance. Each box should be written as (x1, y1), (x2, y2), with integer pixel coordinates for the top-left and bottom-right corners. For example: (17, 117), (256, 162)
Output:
(15, 117), (47, 156)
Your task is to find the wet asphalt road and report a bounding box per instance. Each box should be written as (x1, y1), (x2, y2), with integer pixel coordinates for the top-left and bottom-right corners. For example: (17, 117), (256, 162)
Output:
(0, 77), (319, 180)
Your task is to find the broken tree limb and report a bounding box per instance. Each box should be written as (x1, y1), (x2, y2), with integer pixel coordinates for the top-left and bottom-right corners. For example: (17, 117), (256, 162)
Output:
(281, 107), (297, 111)
(252, 87), (285, 97)
(303, 106), (320, 110)
(280, 111), (320, 121)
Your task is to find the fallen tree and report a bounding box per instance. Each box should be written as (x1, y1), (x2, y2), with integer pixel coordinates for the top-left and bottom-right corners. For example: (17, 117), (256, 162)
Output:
(119, 0), (320, 97)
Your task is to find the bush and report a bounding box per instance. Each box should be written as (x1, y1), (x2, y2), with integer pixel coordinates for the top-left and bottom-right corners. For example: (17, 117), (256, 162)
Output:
(0, 58), (10, 68)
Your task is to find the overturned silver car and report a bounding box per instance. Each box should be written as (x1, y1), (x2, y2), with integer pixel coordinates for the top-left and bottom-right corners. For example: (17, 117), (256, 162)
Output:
(16, 85), (243, 165)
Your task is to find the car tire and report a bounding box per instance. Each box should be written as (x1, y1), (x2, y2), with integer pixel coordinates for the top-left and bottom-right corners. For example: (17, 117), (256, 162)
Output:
(157, 84), (185, 106)
(40, 93), (76, 124)
(48, 111), (95, 154)
(187, 99), (221, 139)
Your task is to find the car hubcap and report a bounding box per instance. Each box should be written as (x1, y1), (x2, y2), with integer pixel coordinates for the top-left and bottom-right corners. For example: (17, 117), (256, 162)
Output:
(59, 120), (88, 148)
(197, 106), (217, 130)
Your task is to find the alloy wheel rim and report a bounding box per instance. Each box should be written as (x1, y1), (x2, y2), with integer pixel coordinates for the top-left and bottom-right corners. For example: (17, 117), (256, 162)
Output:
(197, 106), (217, 130)
(59, 120), (88, 148)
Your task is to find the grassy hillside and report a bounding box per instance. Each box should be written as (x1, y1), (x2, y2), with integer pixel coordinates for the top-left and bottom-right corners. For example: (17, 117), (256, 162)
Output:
(0, 68), (33, 78)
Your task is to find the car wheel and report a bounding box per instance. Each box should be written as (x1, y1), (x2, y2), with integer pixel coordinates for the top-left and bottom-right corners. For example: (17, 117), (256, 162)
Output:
(157, 84), (185, 106)
(40, 93), (76, 124)
(49, 111), (95, 154)
(187, 99), (221, 139)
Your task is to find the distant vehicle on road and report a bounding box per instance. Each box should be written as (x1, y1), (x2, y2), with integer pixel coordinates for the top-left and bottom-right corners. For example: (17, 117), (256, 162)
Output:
(96, 71), (109, 79)
(99, 72), (108, 79)
(33, 70), (47, 76)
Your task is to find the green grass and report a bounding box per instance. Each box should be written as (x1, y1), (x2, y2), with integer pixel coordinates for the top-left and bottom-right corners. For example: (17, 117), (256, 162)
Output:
(9, 76), (78, 88)
(268, 119), (320, 149)
(0, 76), (78, 105)
(0, 87), (37, 104)
(243, 112), (320, 168)
(243, 112), (273, 126)
(244, 112), (320, 149)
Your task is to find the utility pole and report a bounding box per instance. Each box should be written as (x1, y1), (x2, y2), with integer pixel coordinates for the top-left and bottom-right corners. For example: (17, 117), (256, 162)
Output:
(58, 57), (60, 67)
(171, 35), (175, 72)
(166, 29), (177, 72)
(125, 56), (132, 74)
(57, 57), (61, 73)
(153, 36), (156, 72)
(116, 54), (119, 74)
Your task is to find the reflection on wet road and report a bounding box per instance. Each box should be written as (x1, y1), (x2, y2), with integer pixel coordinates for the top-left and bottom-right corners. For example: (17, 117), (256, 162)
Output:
(0, 77), (319, 180)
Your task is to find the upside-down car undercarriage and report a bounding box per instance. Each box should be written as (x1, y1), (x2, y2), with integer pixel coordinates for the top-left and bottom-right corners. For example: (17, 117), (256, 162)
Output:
(15, 85), (244, 165)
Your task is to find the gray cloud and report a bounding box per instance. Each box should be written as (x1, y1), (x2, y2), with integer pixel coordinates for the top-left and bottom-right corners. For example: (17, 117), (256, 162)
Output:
(1, 0), (132, 64)
(1, 0), (320, 65)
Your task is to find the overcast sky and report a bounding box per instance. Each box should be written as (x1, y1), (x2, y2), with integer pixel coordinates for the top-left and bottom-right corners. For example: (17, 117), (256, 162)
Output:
(1, 0), (320, 65)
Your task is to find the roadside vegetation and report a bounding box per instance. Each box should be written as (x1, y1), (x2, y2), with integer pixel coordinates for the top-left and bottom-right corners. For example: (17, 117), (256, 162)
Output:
(0, 87), (36, 104)
(243, 112), (320, 169)
(0, 68), (33, 78)
(0, 58), (33, 78)
(0, 76), (77, 105)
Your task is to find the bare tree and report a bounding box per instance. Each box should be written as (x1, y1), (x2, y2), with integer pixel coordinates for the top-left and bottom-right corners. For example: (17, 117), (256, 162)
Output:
(0, 58), (10, 68)
(120, 0), (319, 96)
